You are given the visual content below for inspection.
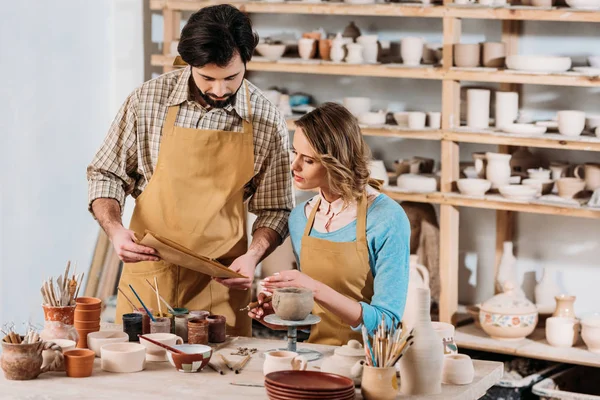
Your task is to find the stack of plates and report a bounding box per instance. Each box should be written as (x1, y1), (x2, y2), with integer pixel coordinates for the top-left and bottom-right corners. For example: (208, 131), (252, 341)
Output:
(265, 371), (356, 400)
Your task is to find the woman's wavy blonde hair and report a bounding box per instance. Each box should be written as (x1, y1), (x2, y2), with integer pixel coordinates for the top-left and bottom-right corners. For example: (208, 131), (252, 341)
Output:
(294, 102), (381, 204)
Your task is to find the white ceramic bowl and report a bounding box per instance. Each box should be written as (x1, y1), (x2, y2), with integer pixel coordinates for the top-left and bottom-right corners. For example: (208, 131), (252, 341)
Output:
(457, 179), (491, 196)
(343, 97), (371, 117)
(499, 185), (538, 201)
(581, 316), (600, 353)
(87, 331), (129, 358)
(502, 123), (547, 136)
(557, 110), (586, 137)
(101, 343), (146, 373)
(396, 174), (438, 193)
(589, 56), (600, 68)
(358, 111), (386, 126)
(393, 112), (410, 128)
(545, 317), (580, 348)
(522, 179), (554, 196)
(505, 55), (572, 73)
(255, 44), (286, 61)
(527, 168), (551, 180)
(565, 0), (600, 9)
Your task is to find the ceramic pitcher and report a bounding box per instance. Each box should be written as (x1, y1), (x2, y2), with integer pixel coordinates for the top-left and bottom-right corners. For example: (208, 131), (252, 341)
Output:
(1, 340), (63, 380)
(263, 351), (307, 375)
(402, 255), (430, 332)
(486, 152), (512, 189)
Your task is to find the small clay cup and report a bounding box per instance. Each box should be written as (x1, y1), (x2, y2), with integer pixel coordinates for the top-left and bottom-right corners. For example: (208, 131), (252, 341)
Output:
(64, 349), (95, 378)
(188, 319), (209, 345)
(454, 43), (481, 68)
(319, 39), (332, 61)
(75, 297), (102, 310)
(272, 287), (314, 321)
(482, 42), (506, 68)
(206, 315), (227, 343)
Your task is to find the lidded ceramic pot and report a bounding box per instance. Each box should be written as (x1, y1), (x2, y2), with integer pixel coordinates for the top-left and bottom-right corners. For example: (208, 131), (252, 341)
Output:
(321, 339), (365, 384)
(479, 282), (538, 341)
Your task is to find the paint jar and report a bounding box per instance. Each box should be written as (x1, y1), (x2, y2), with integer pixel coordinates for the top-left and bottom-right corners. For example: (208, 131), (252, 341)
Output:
(189, 310), (209, 320)
(150, 317), (171, 334)
(122, 313), (143, 342)
(133, 307), (154, 335)
(172, 308), (189, 316)
(207, 315), (227, 343)
(155, 313), (175, 334)
(175, 314), (195, 343)
(188, 319), (209, 345)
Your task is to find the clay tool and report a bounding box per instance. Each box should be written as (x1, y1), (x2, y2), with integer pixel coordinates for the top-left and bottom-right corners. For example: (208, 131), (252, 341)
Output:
(117, 287), (137, 311)
(138, 335), (184, 354)
(234, 354), (251, 374)
(239, 295), (273, 312)
(154, 276), (163, 317)
(145, 278), (176, 314)
(230, 383), (264, 388)
(219, 353), (234, 370)
(129, 284), (156, 322)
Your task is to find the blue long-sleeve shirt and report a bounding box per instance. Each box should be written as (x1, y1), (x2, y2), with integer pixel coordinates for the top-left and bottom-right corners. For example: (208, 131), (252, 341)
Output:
(289, 193), (410, 334)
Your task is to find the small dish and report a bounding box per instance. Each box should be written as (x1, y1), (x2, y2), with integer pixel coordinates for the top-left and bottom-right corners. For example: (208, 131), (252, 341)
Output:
(572, 67), (600, 76)
(535, 120), (558, 130)
(457, 179), (491, 196)
(505, 55), (572, 73)
(499, 185), (538, 201)
(565, 0), (600, 9)
(502, 123), (547, 136)
(101, 343), (146, 373)
(166, 344), (213, 373)
(522, 179), (554, 196)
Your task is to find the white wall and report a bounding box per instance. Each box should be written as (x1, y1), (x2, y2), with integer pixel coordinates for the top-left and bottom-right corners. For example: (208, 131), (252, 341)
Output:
(0, 0), (143, 329)
(211, 15), (600, 314)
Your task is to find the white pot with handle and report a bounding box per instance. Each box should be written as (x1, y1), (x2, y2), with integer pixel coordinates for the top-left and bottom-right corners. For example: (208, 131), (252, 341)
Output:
(402, 255), (430, 331)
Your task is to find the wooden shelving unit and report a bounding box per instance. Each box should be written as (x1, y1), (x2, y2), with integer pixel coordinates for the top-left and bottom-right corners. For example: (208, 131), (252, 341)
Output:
(152, 0), (600, 368)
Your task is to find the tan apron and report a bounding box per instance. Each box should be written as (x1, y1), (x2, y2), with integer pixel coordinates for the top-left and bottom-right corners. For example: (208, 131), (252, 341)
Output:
(300, 193), (374, 346)
(115, 82), (254, 337)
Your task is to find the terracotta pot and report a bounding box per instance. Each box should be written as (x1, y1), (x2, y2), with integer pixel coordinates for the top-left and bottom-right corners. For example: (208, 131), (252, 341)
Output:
(361, 365), (398, 400)
(75, 320), (101, 330)
(454, 43), (481, 68)
(482, 42), (506, 68)
(74, 308), (101, 321)
(76, 327), (100, 348)
(43, 305), (76, 325)
(319, 39), (332, 61)
(1, 339), (63, 380)
(442, 354), (474, 385)
(64, 349), (95, 378)
(272, 287), (314, 321)
(75, 297), (102, 310)
(553, 295), (576, 318)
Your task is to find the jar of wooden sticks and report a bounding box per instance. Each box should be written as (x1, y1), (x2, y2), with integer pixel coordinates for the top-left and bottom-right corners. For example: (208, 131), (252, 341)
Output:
(40, 305), (79, 342)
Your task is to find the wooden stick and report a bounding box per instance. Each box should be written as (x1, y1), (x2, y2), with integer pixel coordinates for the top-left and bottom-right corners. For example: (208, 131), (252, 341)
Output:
(118, 287), (137, 311)
(234, 354), (251, 374)
(145, 278), (175, 314)
(63, 260), (71, 295)
(219, 353), (234, 370)
(154, 276), (163, 317)
(208, 360), (226, 375)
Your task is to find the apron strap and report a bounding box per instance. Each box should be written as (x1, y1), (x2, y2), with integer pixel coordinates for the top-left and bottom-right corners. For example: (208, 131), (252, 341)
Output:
(355, 192), (368, 245)
(164, 104), (180, 136)
(242, 81), (252, 135)
(303, 197), (321, 237)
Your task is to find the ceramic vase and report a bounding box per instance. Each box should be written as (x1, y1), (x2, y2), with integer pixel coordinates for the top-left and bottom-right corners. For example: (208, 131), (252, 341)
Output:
(330, 33), (345, 63)
(495, 241), (522, 295)
(401, 37), (424, 66)
(553, 295), (576, 318)
(361, 366), (398, 400)
(298, 38), (316, 60)
(535, 267), (561, 314)
(486, 152), (512, 189)
(402, 255), (431, 332)
(357, 35), (379, 64)
(399, 288), (443, 395)
(1, 340), (63, 380)
(495, 91), (519, 129)
(345, 43), (364, 64)
(467, 89), (491, 129)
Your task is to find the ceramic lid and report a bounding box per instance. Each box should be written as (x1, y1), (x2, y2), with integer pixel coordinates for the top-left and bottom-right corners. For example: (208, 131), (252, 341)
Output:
(480, 282), (538, 315)
(334, 340), (365, 357)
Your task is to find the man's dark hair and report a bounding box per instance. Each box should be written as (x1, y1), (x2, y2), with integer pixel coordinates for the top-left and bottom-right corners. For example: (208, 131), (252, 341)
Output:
(178, 5), (259, 68)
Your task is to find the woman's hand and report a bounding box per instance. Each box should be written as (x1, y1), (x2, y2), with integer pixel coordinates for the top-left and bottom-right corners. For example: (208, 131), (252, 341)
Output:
(261, 270), (320, 297)
(248, 292), (287, 330)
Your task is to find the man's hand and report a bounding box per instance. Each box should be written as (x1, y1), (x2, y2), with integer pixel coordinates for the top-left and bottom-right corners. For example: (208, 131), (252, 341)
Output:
(214, 253), (257, 290)
(110, 226), (160, 263)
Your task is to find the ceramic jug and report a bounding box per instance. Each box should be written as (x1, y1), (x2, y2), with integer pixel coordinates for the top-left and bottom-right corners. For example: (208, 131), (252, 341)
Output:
(321, 339), (365, 384)
(1, 340), (63, 380)
(330, 33), (345, 63)
(486, 152), (512, 189)
(402, 255), (430, 331)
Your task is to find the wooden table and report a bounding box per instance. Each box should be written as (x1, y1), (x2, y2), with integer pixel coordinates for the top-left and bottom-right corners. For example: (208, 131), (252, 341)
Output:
(0, 336), (503, 399)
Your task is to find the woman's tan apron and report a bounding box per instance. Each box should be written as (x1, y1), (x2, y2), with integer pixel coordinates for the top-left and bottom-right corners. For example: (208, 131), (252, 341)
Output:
(300, 193), (374, 346)
(115, 82), (254, 337)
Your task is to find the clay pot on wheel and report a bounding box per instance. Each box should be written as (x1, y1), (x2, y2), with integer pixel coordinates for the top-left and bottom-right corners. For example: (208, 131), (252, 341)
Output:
(272, 288), (314, 321)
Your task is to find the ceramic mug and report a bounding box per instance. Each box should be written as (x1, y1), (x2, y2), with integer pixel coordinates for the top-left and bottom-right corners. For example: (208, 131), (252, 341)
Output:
(139, 333), (183, 362)
(263, 351), (307, 375)
(557, 110), (586, 137)
(545, 317), (579, 348)
(574, 163), (600, 191)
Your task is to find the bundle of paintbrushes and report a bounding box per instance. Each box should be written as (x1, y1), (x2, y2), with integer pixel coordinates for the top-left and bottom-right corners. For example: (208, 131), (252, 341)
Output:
(361, 317), (414, 367)
(40, 261), (85, 307)
(1, 324), (40, 344)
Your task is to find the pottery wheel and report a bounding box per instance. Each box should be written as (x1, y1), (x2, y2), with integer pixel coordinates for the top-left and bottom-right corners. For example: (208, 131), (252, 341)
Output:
(263, 314), (323, 361)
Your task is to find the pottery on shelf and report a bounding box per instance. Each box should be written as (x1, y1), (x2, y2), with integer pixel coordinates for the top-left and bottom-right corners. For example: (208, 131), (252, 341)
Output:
(479, 282), (538, 341)
(495, 242), (521, 295)
(358, 111), (386, 126)
(457, 179), (492, 196)
(356, 35), (378, 64)
(552, 295), (576, 318)
(467, 89), (491, 129)
(272, 287), (314, 321)
(345, 43), (364, 64)
(473, 152), (487, 179)
(101, 343), (146, 373)
(396, 174), (438, 193)
(320, 339), (365, 385)
(318, 39), (332, 61)
(486, 152), (512, 189)
(574, 163), (600, 191)
(399, 288), (444, 395)
(402, 255), (431, 332)
(64, 349), (95, 378)
(557, 110), (586, 137)
(581, 316), (600, 353)
(454, 44), (481, 68)
(482, 42), (506, 68)
(401, 37), (424, 66)
(342, 21), (361, 41)
(330, 33), (345, 63)
(361, 365), (398, 400)
(505, 55), (572, 73)
(428, 112), (442, 129)
(557, 178), (586, 199)
(263, 350), (308, 375)
(495, 92), (519, 129)
(256, 44), (286, 62)
(432, 322), (458, 355)
(528, 168), (552, 181)
(523, 179), (554, 196)
(343, 97), (371, 117)
(1, 339), (63, 380)
(167, 344), (213, 373)
(298, 38), (316, 60)
(87, 331), (129, 358)
(499, 184), (538, 201)
(369, 160), (389, 187)
(441, 354), (474, 385)
(407, 112), (427, 129)
(545, 317), (580, 348)
(535, 268), (561, 314)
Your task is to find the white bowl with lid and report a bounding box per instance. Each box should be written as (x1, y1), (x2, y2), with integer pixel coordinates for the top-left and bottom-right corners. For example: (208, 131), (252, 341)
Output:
(479, 283), (539, 341)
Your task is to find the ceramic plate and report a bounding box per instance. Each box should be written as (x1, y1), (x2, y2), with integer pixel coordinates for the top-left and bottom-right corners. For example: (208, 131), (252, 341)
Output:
(502, 123), (547, 135)
(266, 384), (356, 399)
(535, 120), (558, 129)
(266, 370), (354, 391)
(572, 67), (600, 75)
(264, 313), (321, 326)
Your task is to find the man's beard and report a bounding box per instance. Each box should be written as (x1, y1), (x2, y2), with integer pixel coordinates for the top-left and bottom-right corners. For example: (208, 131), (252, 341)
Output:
(197, 88), (238, 109)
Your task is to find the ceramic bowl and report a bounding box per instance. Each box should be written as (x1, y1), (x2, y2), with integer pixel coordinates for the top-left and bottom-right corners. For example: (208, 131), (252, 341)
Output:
(589, 56), (600, 68)
(166, 344), (213, 373)
(442, 354), (474, 385)
(586, 115), (600, 131)
(565, 0), (600, 9)
(480, 289), (538, 341)
(64, 349), (95, 378)
(75, 297), (102, 310)
(556, 178), (586, 199)
(457, 179), (491, 196)
(256, 44), (286, 61)
(87, 331), (129, 357)
(358, 111), (386, 126)
(522, 179), (554, 196)
(101, 343), (146, 373)
(273, 287), (314, 321)
(502, 123), (547, 136)
(397, 174), (438, 193)
(545, 317), (580, 348)
(581, 316), (600, 353)
(393, 112), (410, 127)
(527, 168), (552, 180)
(499, 185), (538, 201)
(557, 110), (586, 137)
(505, 55), (572, 73)
(343, 97), (371, 117)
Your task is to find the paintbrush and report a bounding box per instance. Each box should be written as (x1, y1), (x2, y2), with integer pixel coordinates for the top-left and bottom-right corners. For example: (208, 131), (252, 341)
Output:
(145, 278), (176, 314)
(129, 284), (156, 322)
(219, 353), (235, 370)
(208, 360), (226, 375)
(118, 287), (137, 311)
(138, 335), (184, 354)
(233, 354), (251, 374)
(239, 295), (273, 312)
(154, 276), (163, 317)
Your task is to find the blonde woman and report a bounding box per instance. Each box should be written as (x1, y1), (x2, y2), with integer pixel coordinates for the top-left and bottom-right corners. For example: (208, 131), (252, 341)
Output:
(249, 102), (410, 346)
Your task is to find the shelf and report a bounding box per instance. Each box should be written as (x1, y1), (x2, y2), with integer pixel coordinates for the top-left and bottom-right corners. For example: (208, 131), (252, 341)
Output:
(150, 0), (600, 23)
(287, 119), (444, 140)
(383, 191), (600, 219)
(445, 129), (600, 152)
(456, 323), (600, 368)
(446, 68), (600, 87)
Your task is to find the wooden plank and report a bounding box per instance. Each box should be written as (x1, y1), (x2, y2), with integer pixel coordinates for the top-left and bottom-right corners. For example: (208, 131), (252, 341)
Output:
(456, 324), (600, 368)
(442, 16), (461, 70)
(162, 8), (176, 74)
(445, 130), (600, 152)
(439, 204), (460, 324)
(446, 69), (600, 87)
(84, 230), (111, 297)
(446, 5), (600, 23)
